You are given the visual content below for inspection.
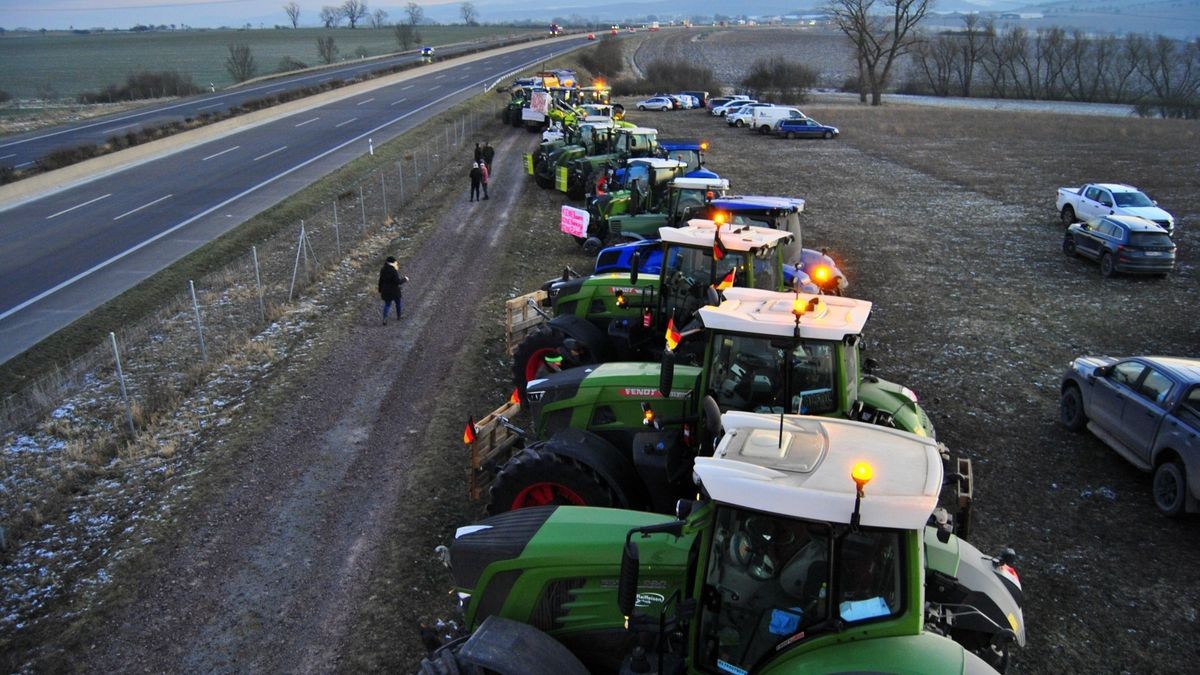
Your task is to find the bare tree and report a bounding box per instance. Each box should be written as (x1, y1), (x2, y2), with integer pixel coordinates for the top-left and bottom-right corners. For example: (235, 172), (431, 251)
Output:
(394, 22), (416, 49)
(320, 5), (342, 27)
(283, 1), (301, 28)
(370, 7), (388, 29)
(342, 0), (368, 28)
(954, 14), (985, 97)
(225, 42), (257, 82)
(460, 2), (478, 26)
(826, 0), (932, 106)
(405, 2), (424, 26)
(317, 36), (339, 63)
(912, 32), (958, 96)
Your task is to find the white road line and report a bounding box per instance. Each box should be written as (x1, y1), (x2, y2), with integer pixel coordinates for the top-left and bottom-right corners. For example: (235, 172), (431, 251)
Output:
(390, 98), (407, 106)
(435, 74), (445, 79)
(335, 118), (357, 128)
(2, 47), (579, 321)
(46, 193), (111, 220)
(15, 161), (33, 168)
(401, 84), (414, 90)
(0, 153), (15, 160)
(356, 97), (375, 106)
(429, 85), (440, 91)
(294, 117), (320, 127)
(197, 102), (222, 110)
(106, 122), (141, 132)
(202, 145), (240, 161)
(253, 146), (288, 161)
(113, 194), (173, 221)
(319, 77), (332, 82)
(266, 88), (285, 94)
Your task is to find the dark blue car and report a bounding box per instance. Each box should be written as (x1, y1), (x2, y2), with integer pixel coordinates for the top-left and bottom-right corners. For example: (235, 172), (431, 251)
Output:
(774, 118), (839, 139)
(1062, 215), (1175, 277)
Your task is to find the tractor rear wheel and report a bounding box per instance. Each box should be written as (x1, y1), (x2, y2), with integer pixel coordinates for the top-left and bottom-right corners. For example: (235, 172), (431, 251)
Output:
(487, 447), (619, 514)
(512, 327), (570, 402)
(534, 171), (553, 189)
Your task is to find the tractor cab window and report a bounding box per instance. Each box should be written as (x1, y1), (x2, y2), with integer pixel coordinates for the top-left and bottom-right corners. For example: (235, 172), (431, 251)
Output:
(698, 506), (906, 674)
(625, 163), (650, 187)
(750, 247), (781, 291)
(709, 335), (838, 414)
(671, 150), (701, 173)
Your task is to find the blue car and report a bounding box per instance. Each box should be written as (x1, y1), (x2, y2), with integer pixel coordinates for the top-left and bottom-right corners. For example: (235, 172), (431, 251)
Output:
(775, 118), (839, 139)
(1062, 215), (1175, 277)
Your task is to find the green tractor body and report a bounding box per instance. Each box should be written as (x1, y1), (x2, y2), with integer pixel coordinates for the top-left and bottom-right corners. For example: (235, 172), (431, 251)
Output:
(561, 127), (659, 200)
(431, 414), (1023, 674)
(594, 176), (731, 245)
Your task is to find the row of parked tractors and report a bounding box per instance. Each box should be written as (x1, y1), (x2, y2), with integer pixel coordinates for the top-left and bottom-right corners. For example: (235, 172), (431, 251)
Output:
(417, 85), (1029, 675)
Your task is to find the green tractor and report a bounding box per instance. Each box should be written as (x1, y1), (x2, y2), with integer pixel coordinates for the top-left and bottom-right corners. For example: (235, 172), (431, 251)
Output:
(561, 126), (660, 200)
(586, 174), (731, 253)
(426, 413), (1025, 674)
(513, 220), (795, 402)
(498, 287), (943, 517)
(533, 121), (619, 190)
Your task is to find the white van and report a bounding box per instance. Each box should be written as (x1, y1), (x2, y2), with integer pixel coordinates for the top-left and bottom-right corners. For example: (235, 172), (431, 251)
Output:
(750, 106), (807, 134)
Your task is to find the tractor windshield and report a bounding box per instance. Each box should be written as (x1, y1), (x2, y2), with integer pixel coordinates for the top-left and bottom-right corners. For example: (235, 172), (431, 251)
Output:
(708, 334), (838, 414)
(667, 149), (701, 173)
(697, 506), (906, 673)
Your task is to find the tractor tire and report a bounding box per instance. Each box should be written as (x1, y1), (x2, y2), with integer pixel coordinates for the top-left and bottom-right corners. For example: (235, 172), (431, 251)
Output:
(582, 237), (604, 256)
(1060, 205), (1076, 226)
(1062, 235), (1077, 257)
(511, 114), (522, 128)
(1060, 385), (1087, 431)
(487, 446), (619, 514)
(534, 171), (553, 189)
(1153, 459), (1187, 517)
(512, 327), (571, 402)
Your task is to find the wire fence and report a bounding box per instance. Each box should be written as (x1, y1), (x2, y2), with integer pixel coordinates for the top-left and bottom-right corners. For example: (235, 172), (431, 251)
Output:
(0, 99), (504, 440)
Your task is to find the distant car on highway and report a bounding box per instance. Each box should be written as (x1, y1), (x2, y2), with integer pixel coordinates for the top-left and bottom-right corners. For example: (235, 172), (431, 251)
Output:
(419, 46), (435, 58)
(1062, 215), (1175, 277)
(1061, 355), (1200, 516)
(775, 117), (839, 139)
(1057, 183), (1175, 236)
(637, 96), (674, 111)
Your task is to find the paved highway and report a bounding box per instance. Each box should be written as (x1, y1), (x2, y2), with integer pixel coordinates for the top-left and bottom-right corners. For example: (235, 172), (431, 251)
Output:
(0, 35), (591, 365)
(0, 34), (544, 171)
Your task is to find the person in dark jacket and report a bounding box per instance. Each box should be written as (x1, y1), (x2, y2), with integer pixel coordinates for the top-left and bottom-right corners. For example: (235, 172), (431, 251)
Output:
(378, 256), (408, 325)
(469, 162), (483, 201)
(482, 141), (495, 169)
(473, 143), (483, 163)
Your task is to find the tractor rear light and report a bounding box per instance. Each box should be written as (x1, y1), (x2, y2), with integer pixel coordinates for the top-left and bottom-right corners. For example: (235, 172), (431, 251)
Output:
(615, 289), (627, 307)
(509, 389), (520, 404)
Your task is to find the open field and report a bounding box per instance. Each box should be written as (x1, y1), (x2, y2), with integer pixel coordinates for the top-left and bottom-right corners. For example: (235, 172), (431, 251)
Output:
(0, 25), (540, 100)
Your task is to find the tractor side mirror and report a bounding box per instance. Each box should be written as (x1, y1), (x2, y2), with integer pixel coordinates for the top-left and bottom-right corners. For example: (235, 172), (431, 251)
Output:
(863, 357), (879, 374)
(660, 349), (676, 399)
(630, 252), (640, 286)
(618, 539), (640, 621)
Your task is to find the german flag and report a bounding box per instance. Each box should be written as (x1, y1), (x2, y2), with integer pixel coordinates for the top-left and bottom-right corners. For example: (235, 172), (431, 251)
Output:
(715, 267), (736, 291)
(463, 417), (478, 445)
(713, 228), (728, 261)
(665, 318), (682, 351)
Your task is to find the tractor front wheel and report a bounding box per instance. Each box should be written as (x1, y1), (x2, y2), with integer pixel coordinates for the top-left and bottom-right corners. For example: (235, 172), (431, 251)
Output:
(487, 447), (619, 514)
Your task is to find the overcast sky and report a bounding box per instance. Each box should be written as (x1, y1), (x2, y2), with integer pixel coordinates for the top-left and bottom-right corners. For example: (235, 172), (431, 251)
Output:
(0, 0), (467, 30)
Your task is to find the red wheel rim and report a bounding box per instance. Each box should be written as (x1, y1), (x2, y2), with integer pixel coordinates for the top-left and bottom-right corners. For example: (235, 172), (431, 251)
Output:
(512, 482), (587, 508)
(524, 347), (559, 384)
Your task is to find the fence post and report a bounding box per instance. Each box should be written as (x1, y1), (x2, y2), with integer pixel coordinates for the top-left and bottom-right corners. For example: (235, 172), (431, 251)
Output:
(189, 280), (207, 363)
(359, 186), (366, 232)
(413, 154), (419, 188)
(381, 171), (388, 218)
(289, 222), (306, 301)
(252, 245), (265, 322)
(110, 332), (136, 436)
(397, 161), (405, 204)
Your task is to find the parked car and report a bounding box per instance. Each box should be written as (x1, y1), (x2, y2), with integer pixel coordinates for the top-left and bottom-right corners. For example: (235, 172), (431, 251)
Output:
(637, 96), (674, 112)
(1061, 355), (1200, 516)
(1057, 183), (1175, 236)
(707, 95), (749, 111)
(675, 94), (700, 109)
(680, 90), (709, 107)
(711, 99), (756, 117)
(1062, 215), (1176, 277)
(750, 106), (806, 133)
(726, 103), (774, 127)
(775, 117), (840, 139)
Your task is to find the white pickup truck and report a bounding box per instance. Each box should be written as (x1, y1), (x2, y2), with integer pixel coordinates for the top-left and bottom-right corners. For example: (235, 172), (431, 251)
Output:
(1056, 183), (1175, 236)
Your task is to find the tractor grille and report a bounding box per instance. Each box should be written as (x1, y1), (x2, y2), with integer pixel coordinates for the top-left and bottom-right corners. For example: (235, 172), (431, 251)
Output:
(530, 577), (586, 630)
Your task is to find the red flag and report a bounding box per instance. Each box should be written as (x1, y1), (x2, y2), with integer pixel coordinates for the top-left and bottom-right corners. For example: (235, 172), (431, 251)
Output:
(665, 318), (682, 351)
(713, 227), (728, 261)
(463, 417), (478, 445)
(715, 267), (736, 291)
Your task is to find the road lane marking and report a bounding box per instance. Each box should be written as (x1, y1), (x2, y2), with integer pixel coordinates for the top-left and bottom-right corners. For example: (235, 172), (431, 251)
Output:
(429, 85), (440, 91)
(401, 84), (414, 90)
(0, 153), (15, 160)
(15, 161), (33, 168)
(253, 146), (288, 161)
(266, 88), (285, 94)
(390, 98), (407, 106)
(106, 122), (141, 132)
(335, 118), (356, 128)
(435, 74), (445, 79)
(319, 77), (332, 82)
(356, 97), (375, 106)
(113, 194), (173, 221)
(202, 145), (240, 161)
(197, 103), (223, 110)
(294, 117), (319, 127)
(46, 193), (111, 220)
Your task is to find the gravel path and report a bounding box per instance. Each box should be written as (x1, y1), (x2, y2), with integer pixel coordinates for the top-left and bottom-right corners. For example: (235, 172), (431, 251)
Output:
(84, 131), (536, 673)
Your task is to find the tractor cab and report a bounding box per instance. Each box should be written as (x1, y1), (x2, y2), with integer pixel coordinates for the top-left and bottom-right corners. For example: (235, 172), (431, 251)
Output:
(658, 139), (717, 178)
(563, 127), (660, 199)
(598, 175), (731, 245)
(533, 121), (617, 188)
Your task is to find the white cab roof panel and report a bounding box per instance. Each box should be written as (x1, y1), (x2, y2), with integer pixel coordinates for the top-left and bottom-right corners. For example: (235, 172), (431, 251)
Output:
(659, 220), (792, 252)
(672, 177), (729, 191)
(700, 287), (871, 340)
(696, 412), (942, 529)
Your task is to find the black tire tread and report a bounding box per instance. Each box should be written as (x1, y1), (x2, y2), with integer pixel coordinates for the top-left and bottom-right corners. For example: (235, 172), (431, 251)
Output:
(487, 446), (619, 515)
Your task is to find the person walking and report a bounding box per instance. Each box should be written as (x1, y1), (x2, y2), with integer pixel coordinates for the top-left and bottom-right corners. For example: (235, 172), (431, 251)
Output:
(473, 143), (483, 163)
(469, 162), (483, 201)
(482, 141), (495, 170)
(480, 160), (490, 200)
(377, 256), (408, 325)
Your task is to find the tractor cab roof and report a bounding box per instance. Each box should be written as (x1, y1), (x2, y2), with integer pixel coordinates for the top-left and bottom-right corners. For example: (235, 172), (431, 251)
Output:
(622, 126), (658, 136)
(672, 177), (729, 191)
(658, 139), (706, 151)
(627, 157), (687, 171)
(696, 412), (942, 530)
(710, 195), (805, 214)
(698, 287), (871, 341)
(659, 219), (792, 253)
